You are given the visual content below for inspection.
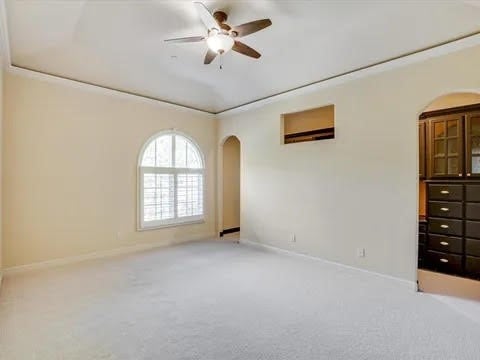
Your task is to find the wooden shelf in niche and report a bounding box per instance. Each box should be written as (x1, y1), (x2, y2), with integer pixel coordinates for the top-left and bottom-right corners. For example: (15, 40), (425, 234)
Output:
(282, 105), (335, 144)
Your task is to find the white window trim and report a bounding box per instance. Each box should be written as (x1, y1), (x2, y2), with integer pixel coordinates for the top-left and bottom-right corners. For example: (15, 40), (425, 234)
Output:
(137, 130), (206, 231)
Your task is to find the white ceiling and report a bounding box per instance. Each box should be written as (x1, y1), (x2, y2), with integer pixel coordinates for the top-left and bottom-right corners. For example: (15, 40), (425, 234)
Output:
(5, 0), (480, 113)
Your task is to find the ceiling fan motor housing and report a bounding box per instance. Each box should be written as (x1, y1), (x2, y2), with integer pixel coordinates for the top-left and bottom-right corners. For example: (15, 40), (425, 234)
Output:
(213, 11), (228, 24)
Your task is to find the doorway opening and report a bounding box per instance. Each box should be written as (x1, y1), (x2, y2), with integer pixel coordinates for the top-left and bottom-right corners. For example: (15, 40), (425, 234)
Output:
(417, 92), (480, 300)
(221, 136), (241, 239)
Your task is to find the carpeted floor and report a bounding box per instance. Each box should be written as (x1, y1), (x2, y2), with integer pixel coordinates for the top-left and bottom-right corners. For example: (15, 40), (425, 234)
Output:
(1, 240), (480, 359)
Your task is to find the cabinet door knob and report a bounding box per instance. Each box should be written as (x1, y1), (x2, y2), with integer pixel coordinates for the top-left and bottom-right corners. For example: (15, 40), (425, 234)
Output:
(440, 241), (449, 246)
(440, 207), (449, 212)
(467, 173), (471, 177)
(440, 190), (450, 194)
(440, 224), (449, 229)
(440, 258), (449, 263)
(458, 173), (463, 177)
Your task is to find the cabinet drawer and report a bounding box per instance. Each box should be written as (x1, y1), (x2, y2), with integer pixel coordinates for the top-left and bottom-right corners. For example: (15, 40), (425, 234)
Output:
(425, 251), (463, 274)
(466, 185), (480, 202)
(466, 221), (480, 239)
(465, 256), (480, 277)
(428, 218), (463, 236)
(428, 234), (463, 254)
(429, 201), (462, 218)
(466, 239), (480, 257)
(466, 203), (480, 220)
(418, 243), (426, 258)
(418, 232), (426, 244)
(428, 184), (463, 201)
(419, 222), (427, 233)
(418, 243), (426, 268)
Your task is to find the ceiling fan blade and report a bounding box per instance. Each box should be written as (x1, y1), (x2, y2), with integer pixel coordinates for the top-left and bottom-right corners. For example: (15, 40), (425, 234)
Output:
(164, 36), (205, 43)
(232, 19), (272, 38)
(194, 2), (220, 30)
(232, 41), (261, 59)
(204, 49), (218, 64)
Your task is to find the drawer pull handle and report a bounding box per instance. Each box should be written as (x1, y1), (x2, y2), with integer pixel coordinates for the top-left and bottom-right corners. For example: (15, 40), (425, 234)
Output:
(440, 207), (449, 212)
(440, 258), (449, 263)
(440, 241), (449, 246)
(440, 224), (449, 229)
(467, 173), (472, 177)
(440, 190), (450, 194)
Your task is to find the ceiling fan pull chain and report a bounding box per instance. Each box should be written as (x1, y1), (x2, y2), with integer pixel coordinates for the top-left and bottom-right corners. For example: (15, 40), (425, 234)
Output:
(219, 53), (223, 70)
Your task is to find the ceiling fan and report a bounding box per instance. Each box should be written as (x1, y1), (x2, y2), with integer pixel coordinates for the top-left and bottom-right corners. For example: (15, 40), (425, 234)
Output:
(165, 2), (272, 65)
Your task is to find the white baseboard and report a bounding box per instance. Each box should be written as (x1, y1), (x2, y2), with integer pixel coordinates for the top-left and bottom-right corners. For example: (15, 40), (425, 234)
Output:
(240, 239), (417, 291)
(3, 233), (217, 276)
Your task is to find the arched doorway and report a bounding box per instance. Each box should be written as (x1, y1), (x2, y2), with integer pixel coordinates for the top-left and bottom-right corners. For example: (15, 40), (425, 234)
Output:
(417, 91), (480, 300)
(221, 136), (241, 238)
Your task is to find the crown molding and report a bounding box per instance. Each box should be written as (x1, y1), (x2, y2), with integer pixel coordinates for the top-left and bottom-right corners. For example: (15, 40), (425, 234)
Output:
(1, 0), (480, 116)
(8, 64), (216, 115)
(217, 31), (480, 116)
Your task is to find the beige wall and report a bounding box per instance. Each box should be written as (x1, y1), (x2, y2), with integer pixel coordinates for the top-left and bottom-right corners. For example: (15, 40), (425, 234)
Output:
(0, 64), (3, 279)
(222, 136), (240, 230)
(218, 45), (480, 283)
(2, 72), (217, 268)
(424, 92), (480, 111)
(3, 44), (480, 282)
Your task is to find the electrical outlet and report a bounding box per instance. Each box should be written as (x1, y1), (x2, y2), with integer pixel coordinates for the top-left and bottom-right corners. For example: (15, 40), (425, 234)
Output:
(357, 248), (366, 258)
(291, 234), (296, 242)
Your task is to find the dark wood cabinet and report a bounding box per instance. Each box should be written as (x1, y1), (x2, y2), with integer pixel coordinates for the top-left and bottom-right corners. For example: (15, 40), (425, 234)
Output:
(428, 201), (462, 218)
(419, 120), (426, 179)
(421, 181), (480, 280)
(428, 217), (463, 236)
(421, 106), (480, 180)
(426, 250), (463, 274)
(466, 238), (480, 257)
(465, 203), (480, 220)
(428, 234), (463, 254)
(465, 112), (480, 178)
(427, 115), (463, 179)
(466, 221), (480, 239)
(418, 218), (427, 268)
(428, 184), (463, 201)
(419, 104), (480, 280)
(465, 256), (480, 277)
(466, 184), (480, 201)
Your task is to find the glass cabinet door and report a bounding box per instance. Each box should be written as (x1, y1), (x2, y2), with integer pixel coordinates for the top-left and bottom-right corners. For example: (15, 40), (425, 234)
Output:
(465, 112), (480, 178)
(428, 115), (463, 178)
(419, 121), (426, 179)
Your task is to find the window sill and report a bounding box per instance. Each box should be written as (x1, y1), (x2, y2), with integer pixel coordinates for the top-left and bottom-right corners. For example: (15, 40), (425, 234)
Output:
(137, 219), (205, 232)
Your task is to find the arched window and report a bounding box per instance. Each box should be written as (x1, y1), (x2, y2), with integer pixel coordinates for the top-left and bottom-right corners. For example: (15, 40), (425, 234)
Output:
(138, 131), (204, 229)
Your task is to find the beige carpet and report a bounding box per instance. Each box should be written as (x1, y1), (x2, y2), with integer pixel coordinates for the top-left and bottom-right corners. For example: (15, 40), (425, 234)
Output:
(1, 240), (480, 359)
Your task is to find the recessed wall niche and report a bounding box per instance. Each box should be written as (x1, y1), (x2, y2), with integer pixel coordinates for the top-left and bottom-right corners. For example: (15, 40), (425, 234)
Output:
(282, 104), (335, 144)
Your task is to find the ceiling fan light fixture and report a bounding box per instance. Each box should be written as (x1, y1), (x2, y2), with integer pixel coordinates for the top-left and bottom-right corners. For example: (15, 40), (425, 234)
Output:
(206, 33), (234, 54)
